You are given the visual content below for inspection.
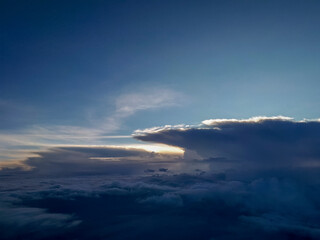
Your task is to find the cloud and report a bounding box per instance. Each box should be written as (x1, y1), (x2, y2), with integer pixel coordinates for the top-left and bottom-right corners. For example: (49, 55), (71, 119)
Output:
(240, 213), (320, 238)
(0, 125), (132, 163)
(0, 172), (319, 239)
(0, 88), (183, 161)
(139, 192), (183, 206)
(0, 146), (182, 177)
(0, 202), (80, 240)
(1, 116), (320, 239)
(102, 88), (184, 132)
(134, 116), (320, 172)
(115, 88), (182, 116)
(201, 116), (294, 125)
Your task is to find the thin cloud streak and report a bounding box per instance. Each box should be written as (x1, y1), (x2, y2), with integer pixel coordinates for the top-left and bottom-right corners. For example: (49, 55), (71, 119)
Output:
(0, 88), (184, 162)
(101, 88), (184, 132)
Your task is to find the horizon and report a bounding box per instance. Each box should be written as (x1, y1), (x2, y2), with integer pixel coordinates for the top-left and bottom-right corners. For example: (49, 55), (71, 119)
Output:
(1, 1), (320, 239)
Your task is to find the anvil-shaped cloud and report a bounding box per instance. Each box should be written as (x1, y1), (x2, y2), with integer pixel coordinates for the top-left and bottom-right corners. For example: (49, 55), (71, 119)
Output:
(134, 116), (320, 173)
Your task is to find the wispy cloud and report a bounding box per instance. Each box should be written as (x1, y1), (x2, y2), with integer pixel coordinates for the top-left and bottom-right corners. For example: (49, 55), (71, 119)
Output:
(115, 88), (181, 116)
(102, 88), (184, 132)
(0, 88), (184, 162)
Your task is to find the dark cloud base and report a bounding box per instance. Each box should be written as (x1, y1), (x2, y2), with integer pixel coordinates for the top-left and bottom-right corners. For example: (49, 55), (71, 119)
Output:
(1, 118), (320, 239)
(1, 173), (319, 240)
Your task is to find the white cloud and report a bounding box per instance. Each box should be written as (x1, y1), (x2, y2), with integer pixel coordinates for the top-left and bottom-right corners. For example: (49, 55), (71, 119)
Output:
(102, 88), (183, 132)
(115, 88), (181, 116)
(133, 124), (191, 135)
(202, 116), (293, 126)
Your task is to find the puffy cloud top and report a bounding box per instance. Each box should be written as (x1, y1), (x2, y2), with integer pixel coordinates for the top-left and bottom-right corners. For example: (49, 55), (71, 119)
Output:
(134, 117), (320, 170)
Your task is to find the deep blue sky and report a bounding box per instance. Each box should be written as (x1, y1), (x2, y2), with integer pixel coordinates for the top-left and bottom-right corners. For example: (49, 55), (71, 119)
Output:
(2, 2), (320, 239)
(1, 0), (320, 148)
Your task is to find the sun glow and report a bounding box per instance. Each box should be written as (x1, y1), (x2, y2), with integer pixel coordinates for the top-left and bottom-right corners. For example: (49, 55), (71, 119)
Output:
(122, 144), (184, 155)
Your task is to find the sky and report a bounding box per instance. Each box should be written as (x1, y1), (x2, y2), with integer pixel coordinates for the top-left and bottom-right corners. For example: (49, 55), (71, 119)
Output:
(1, 1), (320, 239)
(1, 0), (320, 161)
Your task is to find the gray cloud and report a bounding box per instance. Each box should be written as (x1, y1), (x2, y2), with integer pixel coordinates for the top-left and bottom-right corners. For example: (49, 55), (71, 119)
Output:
(1, 146), (181, 177)
(1, 117), (320, 239)
(0, 202), (80, 240)
(134, 117), (320, 172)
(0, 172), (319, 240)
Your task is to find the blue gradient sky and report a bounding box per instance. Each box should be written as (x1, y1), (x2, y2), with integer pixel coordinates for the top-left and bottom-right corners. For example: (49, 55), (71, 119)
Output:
(2, 2), (320, 239)
(1, 0), (320, 161)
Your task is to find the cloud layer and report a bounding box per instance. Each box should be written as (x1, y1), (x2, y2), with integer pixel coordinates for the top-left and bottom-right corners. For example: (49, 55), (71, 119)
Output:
(135, 116), (320, 172)
(1, 116), (320, 239)
(1, 172), (319, 239)
(0, 88), (183, 162)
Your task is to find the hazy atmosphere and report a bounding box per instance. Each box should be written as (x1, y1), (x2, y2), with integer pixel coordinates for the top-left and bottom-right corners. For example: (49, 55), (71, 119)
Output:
(1, 1), (320, 239)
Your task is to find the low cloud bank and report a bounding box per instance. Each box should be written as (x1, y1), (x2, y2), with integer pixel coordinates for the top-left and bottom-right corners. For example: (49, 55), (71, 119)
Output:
(0, 173), (319, 240)
(0, 116), (320, 239)
(5, 146), (180, 177)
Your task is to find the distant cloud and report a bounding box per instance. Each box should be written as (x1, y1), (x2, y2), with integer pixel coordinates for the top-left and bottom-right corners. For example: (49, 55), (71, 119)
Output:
(115, 88), (182, 116)
(0, 88), (184, 162)
(201, 116), (293, 125)
(0, 203), (80, 239)
(0, 125), (131, 162)
(102, 88), (184, 132)
(134, 116), (320, 172)
(2, 146), (181, 176)
(1, 116), (320, 239)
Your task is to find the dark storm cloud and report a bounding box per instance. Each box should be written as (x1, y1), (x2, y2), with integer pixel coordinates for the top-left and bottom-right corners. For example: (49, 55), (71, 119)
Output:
(19, 146), (178, 176)
(0, 146), (181, 176)
(0, 201), (80, 240)
(1, 117), (320, 239)
(1, 173), (319, 240)
(134, 117), (320, 170)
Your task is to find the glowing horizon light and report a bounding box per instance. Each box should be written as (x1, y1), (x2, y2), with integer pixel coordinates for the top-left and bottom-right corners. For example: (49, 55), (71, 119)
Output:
(46, 143), (184, 154)
(124, 144), (184, 155)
